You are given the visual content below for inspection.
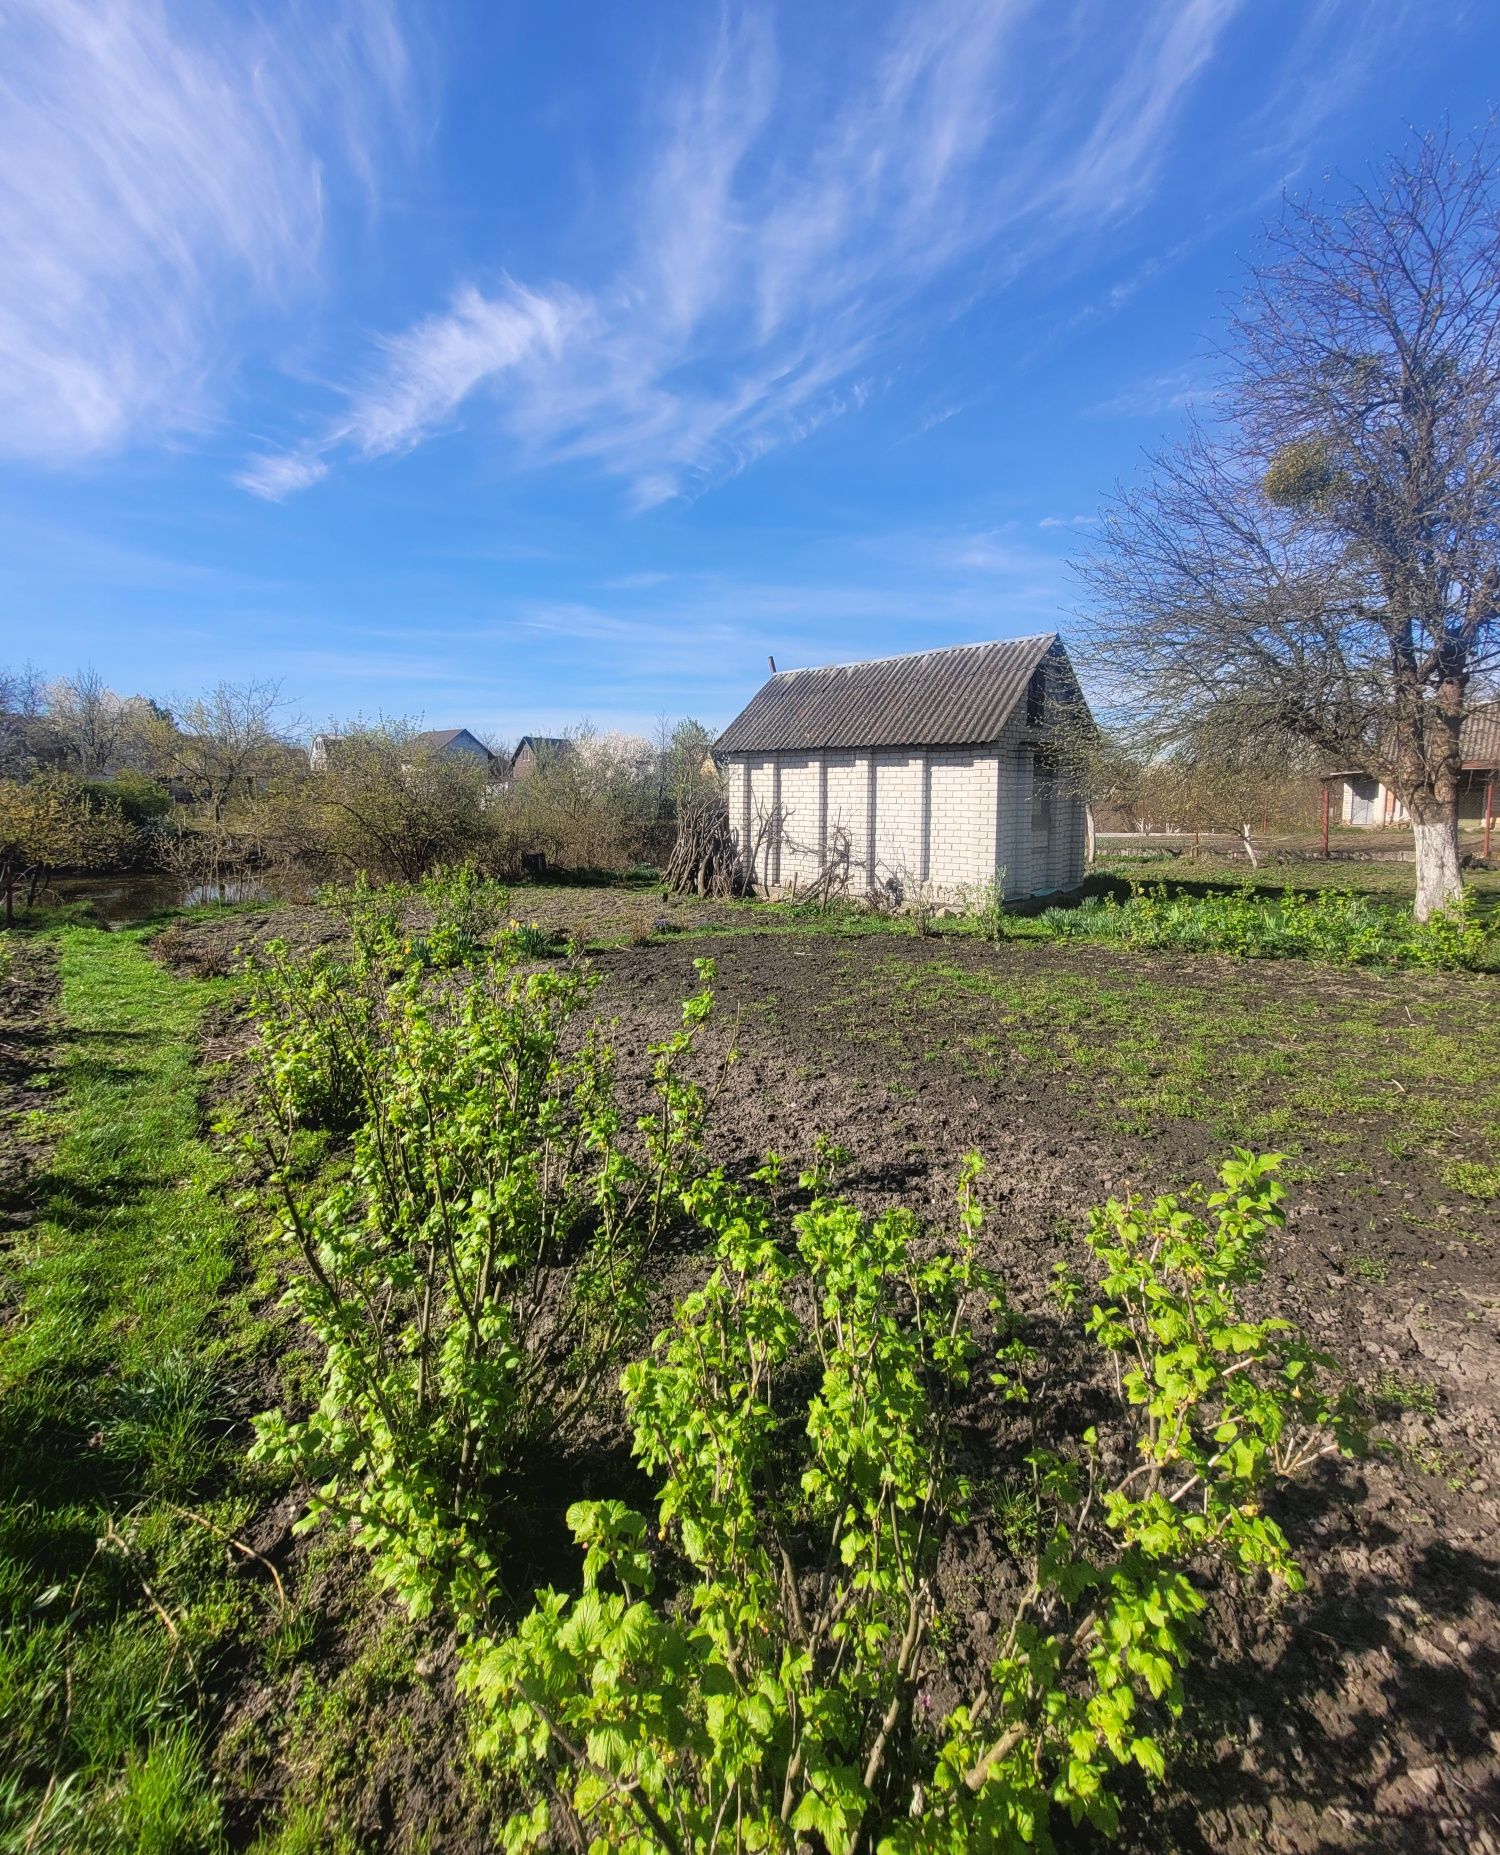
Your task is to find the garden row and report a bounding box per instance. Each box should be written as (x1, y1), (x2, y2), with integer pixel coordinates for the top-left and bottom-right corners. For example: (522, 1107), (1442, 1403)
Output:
(232, 880), (1366, 1852)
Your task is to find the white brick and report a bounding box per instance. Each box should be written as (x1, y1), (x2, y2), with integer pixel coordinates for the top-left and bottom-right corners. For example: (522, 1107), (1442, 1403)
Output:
(721, 725), (1084, 904)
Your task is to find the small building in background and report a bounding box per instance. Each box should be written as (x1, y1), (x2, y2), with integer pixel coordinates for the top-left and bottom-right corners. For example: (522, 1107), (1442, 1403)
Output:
(408, 728), (496, 768)
(309, 727), (497, 773)
(714, 634), (1091, 902)
(1331, 705), (1499, 827)
(508, 736), (571, 779)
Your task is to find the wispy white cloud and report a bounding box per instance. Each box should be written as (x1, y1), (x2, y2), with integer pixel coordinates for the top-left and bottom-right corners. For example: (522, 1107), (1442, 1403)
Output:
(235, 452), (330, 500)
(1092, 367), (1216, 419)
(944, 531), (1052, 575)
(240, 280), (582, 499)
(250, 0), (1269, 505)
(341, 283), (582, 461)
(1044, 0), (1241, 220)
(0, 0), (413, 463)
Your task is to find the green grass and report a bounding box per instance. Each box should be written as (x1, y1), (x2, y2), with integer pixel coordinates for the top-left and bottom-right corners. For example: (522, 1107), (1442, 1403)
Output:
(1371, 1371), (1440, 1416)
(1442, 1159), (1500, 1201)
(597, 857), (1500, 960)
(808, 945), (1500, 1182)
(1095, 844), (1500, 907)
(1023, 884), (1497, 969)
(0, 922), (451, 1851)
(0, 926), (257, 1852)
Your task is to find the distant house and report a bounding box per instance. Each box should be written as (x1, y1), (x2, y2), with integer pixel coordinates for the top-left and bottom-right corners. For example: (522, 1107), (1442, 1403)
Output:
(409, 728), (496, 767)
(309, 727), (497, 774)
(509, 736), (571, 779)
(1332, 706), (1500, 827)
(714, 634), (1091, 901)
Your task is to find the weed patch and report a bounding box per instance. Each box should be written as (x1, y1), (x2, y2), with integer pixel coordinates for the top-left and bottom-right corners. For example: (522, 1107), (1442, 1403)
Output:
(1030, 884), (1498, 970)
(1442, 1159), (1500, 1201)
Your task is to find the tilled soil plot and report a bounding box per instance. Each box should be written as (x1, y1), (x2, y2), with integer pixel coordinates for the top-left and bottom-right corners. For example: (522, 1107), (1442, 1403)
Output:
(0, 938), (59, 1235)
(582, 933), (1500, 1854)
(144, 884), (759, 982)
(153, 914), (1500, 1851)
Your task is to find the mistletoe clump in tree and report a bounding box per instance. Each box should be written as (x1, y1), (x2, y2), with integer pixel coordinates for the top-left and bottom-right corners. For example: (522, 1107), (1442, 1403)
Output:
(1079, 124), (1500, 919)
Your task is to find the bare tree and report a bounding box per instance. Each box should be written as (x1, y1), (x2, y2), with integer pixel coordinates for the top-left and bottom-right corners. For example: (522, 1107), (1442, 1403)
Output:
(1077, 125), (1500, 918)
(45, 668), (145, 777)
(148, 679), (293, 824)
(0, 664), (50, 779)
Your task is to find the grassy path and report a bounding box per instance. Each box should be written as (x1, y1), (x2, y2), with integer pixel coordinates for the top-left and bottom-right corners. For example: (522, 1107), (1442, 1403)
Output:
(0, 927), (248, 1853)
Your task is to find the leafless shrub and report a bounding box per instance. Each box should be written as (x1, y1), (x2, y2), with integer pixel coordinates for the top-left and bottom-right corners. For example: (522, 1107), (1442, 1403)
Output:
(798, 824), (853, 910)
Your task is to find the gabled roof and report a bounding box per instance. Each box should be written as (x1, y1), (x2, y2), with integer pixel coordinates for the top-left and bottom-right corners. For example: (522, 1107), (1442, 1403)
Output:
(715, 634), (1061, 755)
(411, 727), (491, 755)
(510, 735), (571, 766)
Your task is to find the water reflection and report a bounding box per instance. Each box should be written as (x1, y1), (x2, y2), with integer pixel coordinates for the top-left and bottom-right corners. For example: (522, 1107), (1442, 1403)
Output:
(46, 873), (277, 925)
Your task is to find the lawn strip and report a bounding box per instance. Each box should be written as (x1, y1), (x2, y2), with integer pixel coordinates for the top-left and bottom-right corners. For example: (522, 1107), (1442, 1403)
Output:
(0, 925), (256, 1852)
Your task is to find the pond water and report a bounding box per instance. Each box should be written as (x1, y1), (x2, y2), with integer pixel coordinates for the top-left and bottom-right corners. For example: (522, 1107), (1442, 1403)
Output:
(45, 873), (277, 925)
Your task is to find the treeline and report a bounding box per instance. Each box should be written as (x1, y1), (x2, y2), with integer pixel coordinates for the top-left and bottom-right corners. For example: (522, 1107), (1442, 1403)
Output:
(1087, 744), (1328, 838)
(256, 719), (715, 884)
(0, 665), (717, 914)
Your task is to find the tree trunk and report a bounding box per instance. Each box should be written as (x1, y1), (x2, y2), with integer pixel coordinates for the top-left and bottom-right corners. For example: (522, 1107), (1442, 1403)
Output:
(1390, 656), (1465, 920)
(1411, 801), (1463, 920)
(1084, 806), (1096, 866)
(1239, 823), (1259, 869)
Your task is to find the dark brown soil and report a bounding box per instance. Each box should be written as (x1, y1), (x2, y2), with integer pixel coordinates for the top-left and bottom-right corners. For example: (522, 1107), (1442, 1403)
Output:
(150, 904), (347, 977)
(144, 883), (758, 984)
(0, 938), (59, 1235)
(580, 935), (1500, 1852)
(155, 914), (1500, 1852)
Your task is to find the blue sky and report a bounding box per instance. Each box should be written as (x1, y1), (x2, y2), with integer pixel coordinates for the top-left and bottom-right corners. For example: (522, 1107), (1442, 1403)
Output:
(1, 0), (1496, 743)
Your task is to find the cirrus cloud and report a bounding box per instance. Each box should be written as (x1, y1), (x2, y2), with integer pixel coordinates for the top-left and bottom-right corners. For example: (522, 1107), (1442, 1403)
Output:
(244, 0), (1268, 508)
(0, 0), (414, 463)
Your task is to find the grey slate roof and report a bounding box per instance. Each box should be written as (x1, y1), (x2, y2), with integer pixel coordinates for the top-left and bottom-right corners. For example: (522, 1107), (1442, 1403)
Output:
(1462, 704), (1500, 767)
(1333, 703), (1500, 776)
(411, 727), (490, 755)
(715, 634), (1059, 755)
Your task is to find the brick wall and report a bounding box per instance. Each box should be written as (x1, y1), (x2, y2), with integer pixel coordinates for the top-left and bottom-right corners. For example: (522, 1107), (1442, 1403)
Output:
(747, 758), (777, 886)
(925, 751), (1000, 888)
(871, 753), (924, 891)
(778, 756), (823, 882)
(823, 752), (869, 878)
(721, 728), (1085, 901)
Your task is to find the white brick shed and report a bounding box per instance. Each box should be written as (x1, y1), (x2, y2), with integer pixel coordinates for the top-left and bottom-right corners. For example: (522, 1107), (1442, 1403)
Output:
(715, 634), (1092, 903)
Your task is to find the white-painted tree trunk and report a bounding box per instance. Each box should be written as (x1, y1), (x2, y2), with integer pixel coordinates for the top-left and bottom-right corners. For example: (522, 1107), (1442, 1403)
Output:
(1412, 815), (1463, 920)
(1084, 805), (1096, 865)
(1239, 823), (1259, 869)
